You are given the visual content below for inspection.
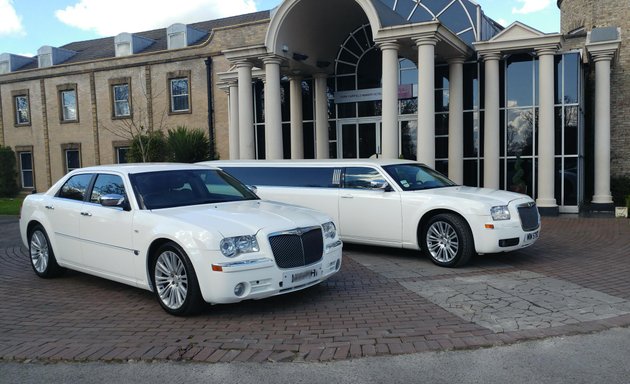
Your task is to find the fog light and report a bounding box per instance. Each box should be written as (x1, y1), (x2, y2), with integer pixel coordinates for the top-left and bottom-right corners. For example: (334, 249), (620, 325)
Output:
(234, 283), (246, 297)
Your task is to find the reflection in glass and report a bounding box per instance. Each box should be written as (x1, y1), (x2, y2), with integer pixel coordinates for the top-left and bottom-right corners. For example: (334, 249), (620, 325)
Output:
(401, 120), (417, 160)
(507, 108), (534, 156)
(342, 124), (357, 158)
(506, 54), (534, 108)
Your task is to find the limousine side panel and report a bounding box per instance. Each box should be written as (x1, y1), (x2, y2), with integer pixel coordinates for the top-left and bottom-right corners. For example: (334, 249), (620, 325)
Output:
(255, 186), (340, 227)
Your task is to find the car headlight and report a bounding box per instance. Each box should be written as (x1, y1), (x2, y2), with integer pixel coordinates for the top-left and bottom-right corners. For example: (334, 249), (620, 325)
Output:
(491, 205), (511, 221)
(322, 221), (337, 239)
(220, 235), (260, 258)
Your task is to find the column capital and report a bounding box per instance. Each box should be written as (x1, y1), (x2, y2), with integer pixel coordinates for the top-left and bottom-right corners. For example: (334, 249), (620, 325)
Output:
(313, 72), (328, 80)
(413, 35), (439, 47)
(261, 55), (284, 66)
(287, 74), (303, 82)
(375, 40), (400, 51)
(447, 56), (466, 65)
(478, 51), (502, 61)
(235, 60), (254, 69)
(535, 45), (560, 57)
(589, 49), (617, 63)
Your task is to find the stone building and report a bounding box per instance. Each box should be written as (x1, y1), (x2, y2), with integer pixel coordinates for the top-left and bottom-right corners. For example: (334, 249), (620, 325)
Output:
(0, 0), (627, 214)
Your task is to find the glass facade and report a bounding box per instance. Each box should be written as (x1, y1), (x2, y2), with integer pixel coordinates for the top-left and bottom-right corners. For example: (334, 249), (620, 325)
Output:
(249, 24), (581, 209)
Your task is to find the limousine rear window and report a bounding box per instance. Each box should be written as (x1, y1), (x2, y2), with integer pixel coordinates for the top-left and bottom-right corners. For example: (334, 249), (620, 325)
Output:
(382, 163), (456, 191)
(220, 167), (338, 188)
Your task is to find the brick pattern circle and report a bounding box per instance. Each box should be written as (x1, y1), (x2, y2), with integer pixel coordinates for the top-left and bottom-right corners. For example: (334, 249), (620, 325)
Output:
(1, 217), (629, 363)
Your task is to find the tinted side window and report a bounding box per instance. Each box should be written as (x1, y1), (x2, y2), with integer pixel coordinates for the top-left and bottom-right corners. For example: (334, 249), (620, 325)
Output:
(343, 167), (386, 189)
(90, 174), (126, 203)
(58, 174), (93, 201)
(222, 167), (338, 188)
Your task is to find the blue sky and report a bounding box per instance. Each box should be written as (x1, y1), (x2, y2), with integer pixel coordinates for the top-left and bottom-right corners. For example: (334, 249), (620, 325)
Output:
(1, 0), (560, 57)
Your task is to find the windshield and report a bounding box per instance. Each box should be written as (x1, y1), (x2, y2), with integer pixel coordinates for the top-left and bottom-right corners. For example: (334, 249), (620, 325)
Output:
(130, 169), (258, 210)
(383, 164), (456, 191)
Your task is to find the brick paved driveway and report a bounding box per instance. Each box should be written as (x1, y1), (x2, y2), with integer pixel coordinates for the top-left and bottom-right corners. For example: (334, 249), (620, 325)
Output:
(1, 217), (629, 363)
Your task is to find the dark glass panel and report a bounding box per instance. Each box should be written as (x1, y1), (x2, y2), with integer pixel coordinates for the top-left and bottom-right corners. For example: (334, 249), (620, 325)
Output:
(342, 124), (357, 158)
(400, 99), (418, 115)
(358, 100), (381, 117)
(554, 55), (563, 105)
(401, 120), (417, 160)
(463, 159), (479, 187)
(439, 5), (472, 33)
(435, 65), (449, 89)
(256, 125), (265, 159)
(555, 106), (563, 156)
(336, 62), (356, 75)
(58, 174), (93, 201)
(435, 89), (449, 112)
(563, 157), (578, 206)
(282, 123), (291, 159)
(435, 160), (448, 176)
(329, 142), (338, 159)
(357, 48), (381, 89)
(400, 69), (418, 85)
(339, 48), (358, 65)
(280, 80), (290, 122)
(435, 113), (448, 136)
(463, 62), (478, 110)
(301, 80), (314, 120)
(336, 75), (355, 92)
(564, 53), (579, 104)
(254, 81), (264, 123)
(506, 54), (534, 108)
(337, 103), (356, 118)
(554, 157), (562, 205)
(500, 110), (506, 157)
(534, 57), (539, 107)
(435, 137), (448, 159)
(507, 157), (532, 197)
(463, 111), (479, 157)
(359, 123), (377, 158)
(303, 122), (315, 159)
(223, 167), (336, 188)
(564, 106), (579, 155)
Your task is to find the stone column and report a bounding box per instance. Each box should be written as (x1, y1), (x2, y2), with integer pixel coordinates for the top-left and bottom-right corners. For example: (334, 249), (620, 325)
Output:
(236, 61), (255, 159)
(415, 36), (438, 168)
(227, 81), (240, 159)
(379, 41), (400, 159)
(314, 73), (329, 159)
(447, 57), (465, 184)
(591, 51), (616, 205)
(482, 52), (501, 189)
(289, 75), (304, 159)
(536, 48), (558, 213)
(263, 56), (284, 160)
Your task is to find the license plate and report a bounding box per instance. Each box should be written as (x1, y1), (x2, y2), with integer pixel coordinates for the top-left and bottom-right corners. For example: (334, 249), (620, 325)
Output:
(526, 231), (539, 241)
(283, 267), (321, 288)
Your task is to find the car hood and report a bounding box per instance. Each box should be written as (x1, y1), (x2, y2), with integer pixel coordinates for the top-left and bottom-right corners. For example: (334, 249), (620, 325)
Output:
(407, 186), (532, 207)
(152, 200), (330, 237)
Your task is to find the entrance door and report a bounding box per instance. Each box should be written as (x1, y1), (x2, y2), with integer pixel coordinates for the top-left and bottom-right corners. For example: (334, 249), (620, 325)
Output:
(338, 119), (381, 159)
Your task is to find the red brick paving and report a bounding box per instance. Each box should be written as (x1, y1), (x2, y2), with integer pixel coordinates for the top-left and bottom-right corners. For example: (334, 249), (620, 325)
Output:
(0, 217), (629, 362)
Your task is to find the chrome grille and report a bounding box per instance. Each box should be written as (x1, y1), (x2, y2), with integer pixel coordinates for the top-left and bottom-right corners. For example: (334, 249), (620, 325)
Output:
(268, 226), (323, 269)
(517, 203), (540, 232)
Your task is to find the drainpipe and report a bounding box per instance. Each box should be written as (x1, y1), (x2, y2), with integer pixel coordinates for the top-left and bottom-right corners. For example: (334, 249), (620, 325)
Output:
(205, 57), (216, 160)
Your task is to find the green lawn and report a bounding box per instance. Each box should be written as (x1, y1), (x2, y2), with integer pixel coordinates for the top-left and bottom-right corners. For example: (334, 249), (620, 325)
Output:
(0, 197), (24, 216)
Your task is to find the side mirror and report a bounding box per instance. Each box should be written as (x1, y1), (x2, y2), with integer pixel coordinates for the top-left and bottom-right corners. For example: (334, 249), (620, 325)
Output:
(100, 194), (130, 211)
(247, 185), (258, 194)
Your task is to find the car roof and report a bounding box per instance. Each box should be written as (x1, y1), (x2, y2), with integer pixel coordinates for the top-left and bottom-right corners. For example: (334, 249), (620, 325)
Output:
(72, 163), (220, 175)
(204, 158), (424, 167)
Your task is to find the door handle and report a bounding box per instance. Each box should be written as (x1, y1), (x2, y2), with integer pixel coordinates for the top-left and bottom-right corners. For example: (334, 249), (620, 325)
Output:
(45, 205), (54, 210)
(80, 212), (92, 217)
(340, 194), (354, 199)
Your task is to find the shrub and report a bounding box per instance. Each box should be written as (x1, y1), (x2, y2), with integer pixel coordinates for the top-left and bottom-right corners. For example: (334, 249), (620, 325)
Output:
(127, 131), (168, 163)
(0, 146), (19, 197)
(167, 126), (211, 163)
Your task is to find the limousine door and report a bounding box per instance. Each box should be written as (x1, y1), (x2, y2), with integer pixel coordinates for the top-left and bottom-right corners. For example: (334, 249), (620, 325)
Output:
(339, 167), (402, 245)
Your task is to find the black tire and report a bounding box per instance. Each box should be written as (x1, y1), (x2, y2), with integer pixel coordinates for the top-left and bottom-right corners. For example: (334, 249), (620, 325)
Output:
(151, 242), (204, 316)
(421, 213), (475, 268)
(28, 224), (65, 278)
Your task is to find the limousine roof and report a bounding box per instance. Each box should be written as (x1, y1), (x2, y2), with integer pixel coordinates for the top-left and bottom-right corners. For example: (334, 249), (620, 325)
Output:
(205, 159), (424, 168)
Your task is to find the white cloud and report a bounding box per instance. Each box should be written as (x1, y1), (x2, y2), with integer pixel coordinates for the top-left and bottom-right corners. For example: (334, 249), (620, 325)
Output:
(512, 0), (551, 15)
(497, 18), (508, 27)
(0, 0), (25, 36)
(55, 0), (257, 36)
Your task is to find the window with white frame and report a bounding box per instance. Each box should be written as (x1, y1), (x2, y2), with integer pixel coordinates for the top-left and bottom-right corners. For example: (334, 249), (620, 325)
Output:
(61, 89), (78, 121)
(113, 84), (131, 117)
(13, 93), (30, 125)
(19, 151), (34, 189)
(169, 73), (190, 113)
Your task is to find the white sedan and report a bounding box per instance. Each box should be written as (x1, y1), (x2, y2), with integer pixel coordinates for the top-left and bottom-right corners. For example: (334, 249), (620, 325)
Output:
(19, 164), (342, 316)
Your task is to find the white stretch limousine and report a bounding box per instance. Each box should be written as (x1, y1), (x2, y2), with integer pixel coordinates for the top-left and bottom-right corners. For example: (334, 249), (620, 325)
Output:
(202, 159), (540, 267)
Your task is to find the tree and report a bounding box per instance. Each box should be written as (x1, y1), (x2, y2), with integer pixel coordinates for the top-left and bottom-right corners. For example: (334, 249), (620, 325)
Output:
(0, 146), (19, 197)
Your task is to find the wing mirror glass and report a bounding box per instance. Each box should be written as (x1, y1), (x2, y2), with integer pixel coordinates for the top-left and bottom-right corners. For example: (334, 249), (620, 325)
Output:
(100, 194), (130, 211)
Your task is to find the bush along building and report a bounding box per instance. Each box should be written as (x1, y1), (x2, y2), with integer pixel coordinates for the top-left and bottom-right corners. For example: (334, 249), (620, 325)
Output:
(0, 0), (627, 215)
